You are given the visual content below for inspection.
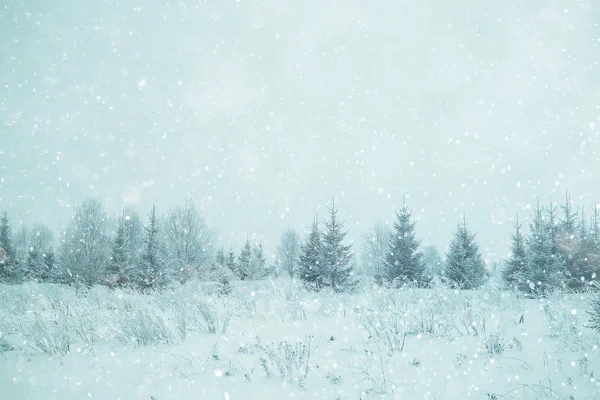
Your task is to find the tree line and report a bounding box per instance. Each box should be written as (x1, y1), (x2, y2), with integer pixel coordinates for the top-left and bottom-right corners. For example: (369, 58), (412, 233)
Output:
(1, 192), (598, 295)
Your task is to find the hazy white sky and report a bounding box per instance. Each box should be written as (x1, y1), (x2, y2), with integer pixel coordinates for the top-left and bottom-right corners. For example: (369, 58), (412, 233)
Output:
(1, 0), (599, 260)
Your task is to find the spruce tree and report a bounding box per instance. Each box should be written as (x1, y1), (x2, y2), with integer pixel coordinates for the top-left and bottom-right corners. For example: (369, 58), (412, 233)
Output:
(384, 200), (428, 287)
(521, 200), (563, 296)
(321, 200), (355, 292)
(0, 212), (18, 283)
(443, 215), (486, 290)
(138, 205), (166, 290)
(502, 216), (527, 289)
(298, 215), (324, 291)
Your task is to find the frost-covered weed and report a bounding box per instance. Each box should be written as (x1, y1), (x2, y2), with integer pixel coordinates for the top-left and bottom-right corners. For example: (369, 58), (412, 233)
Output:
(114, 300), (176, 346)
(19, 305), (71, 355)
(258, 335), (314, 386)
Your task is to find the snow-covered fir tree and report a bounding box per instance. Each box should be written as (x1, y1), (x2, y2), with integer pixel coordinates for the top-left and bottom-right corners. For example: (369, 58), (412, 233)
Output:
(384, 200), (428, 287)
(443, 215), (486, 290)
(502, 216), (527, 289)
(298, 215), (324, 291)
(321, 200), (355, 292)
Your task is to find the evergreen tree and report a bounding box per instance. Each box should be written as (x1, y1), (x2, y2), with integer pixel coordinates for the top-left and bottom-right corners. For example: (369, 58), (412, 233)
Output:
(565, 208), (596, 289)
(138, 205), (166, 290)
(225, 249), (237, 275)
(212, 247), (226, 271)
(0, 212), (18, 282)
(26, 225), (55, 282)
(237, 238), (252, 280)
(251, 243), (267, 278)
(502, 216), (527, 289)
(209, 247), (233, 296)
(42, 250), (55, 282)
(558, 192), (579, 286)
(521, 200), (563, 296)
(298, 215), (324, 290)
(25, 248), (42, 281)
(443, 215), (486, 290)
(321, 200), (355, 292)
(384, 200), (428, 287)
(107, 221), (128, 286)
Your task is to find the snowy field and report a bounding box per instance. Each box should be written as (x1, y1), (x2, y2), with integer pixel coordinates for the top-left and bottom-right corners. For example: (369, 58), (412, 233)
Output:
(1, 280), (599, 400)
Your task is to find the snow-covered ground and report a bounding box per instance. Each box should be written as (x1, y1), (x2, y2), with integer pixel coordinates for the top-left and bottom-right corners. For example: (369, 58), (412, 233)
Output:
(1, 280), (599, 399)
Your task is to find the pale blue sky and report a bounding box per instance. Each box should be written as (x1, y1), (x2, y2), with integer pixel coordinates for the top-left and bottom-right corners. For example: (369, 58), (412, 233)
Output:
(1, 0), (599, 261)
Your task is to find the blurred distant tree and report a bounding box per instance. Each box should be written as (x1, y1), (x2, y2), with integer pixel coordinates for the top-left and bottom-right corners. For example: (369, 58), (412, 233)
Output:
(422, 244), (443, 277)
(23, 224), (55, 282)
(163, 199), (216, 277)
(0, 212), (19, 283)
(502, 216), (527, 289)
(361, 221), (390, 283)
(276, 228), (302, 278)
(58, 198), (111, 287)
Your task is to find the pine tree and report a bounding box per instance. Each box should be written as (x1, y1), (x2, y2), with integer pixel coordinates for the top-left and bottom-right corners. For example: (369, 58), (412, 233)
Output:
(0, 212), (18, 283)
(502, 216), (527, 288)
(321, 200), (355, 292)
(298, 215), (324, 291)
(138, 205), (166, 290)
(521, 200), (563, 296)
(443, 215), (486, 290)
(384, 199), (428, 287)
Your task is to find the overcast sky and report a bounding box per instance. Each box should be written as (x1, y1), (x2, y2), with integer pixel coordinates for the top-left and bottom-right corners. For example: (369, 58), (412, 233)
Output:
(1, 0), (599, 261)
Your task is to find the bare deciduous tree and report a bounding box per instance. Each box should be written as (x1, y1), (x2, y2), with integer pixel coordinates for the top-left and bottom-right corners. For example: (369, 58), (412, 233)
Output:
(162, 199), (216, 277)
(276, 228), (301, 278)
(361, 221), (390, 280)
(58, 198), (111, 286)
